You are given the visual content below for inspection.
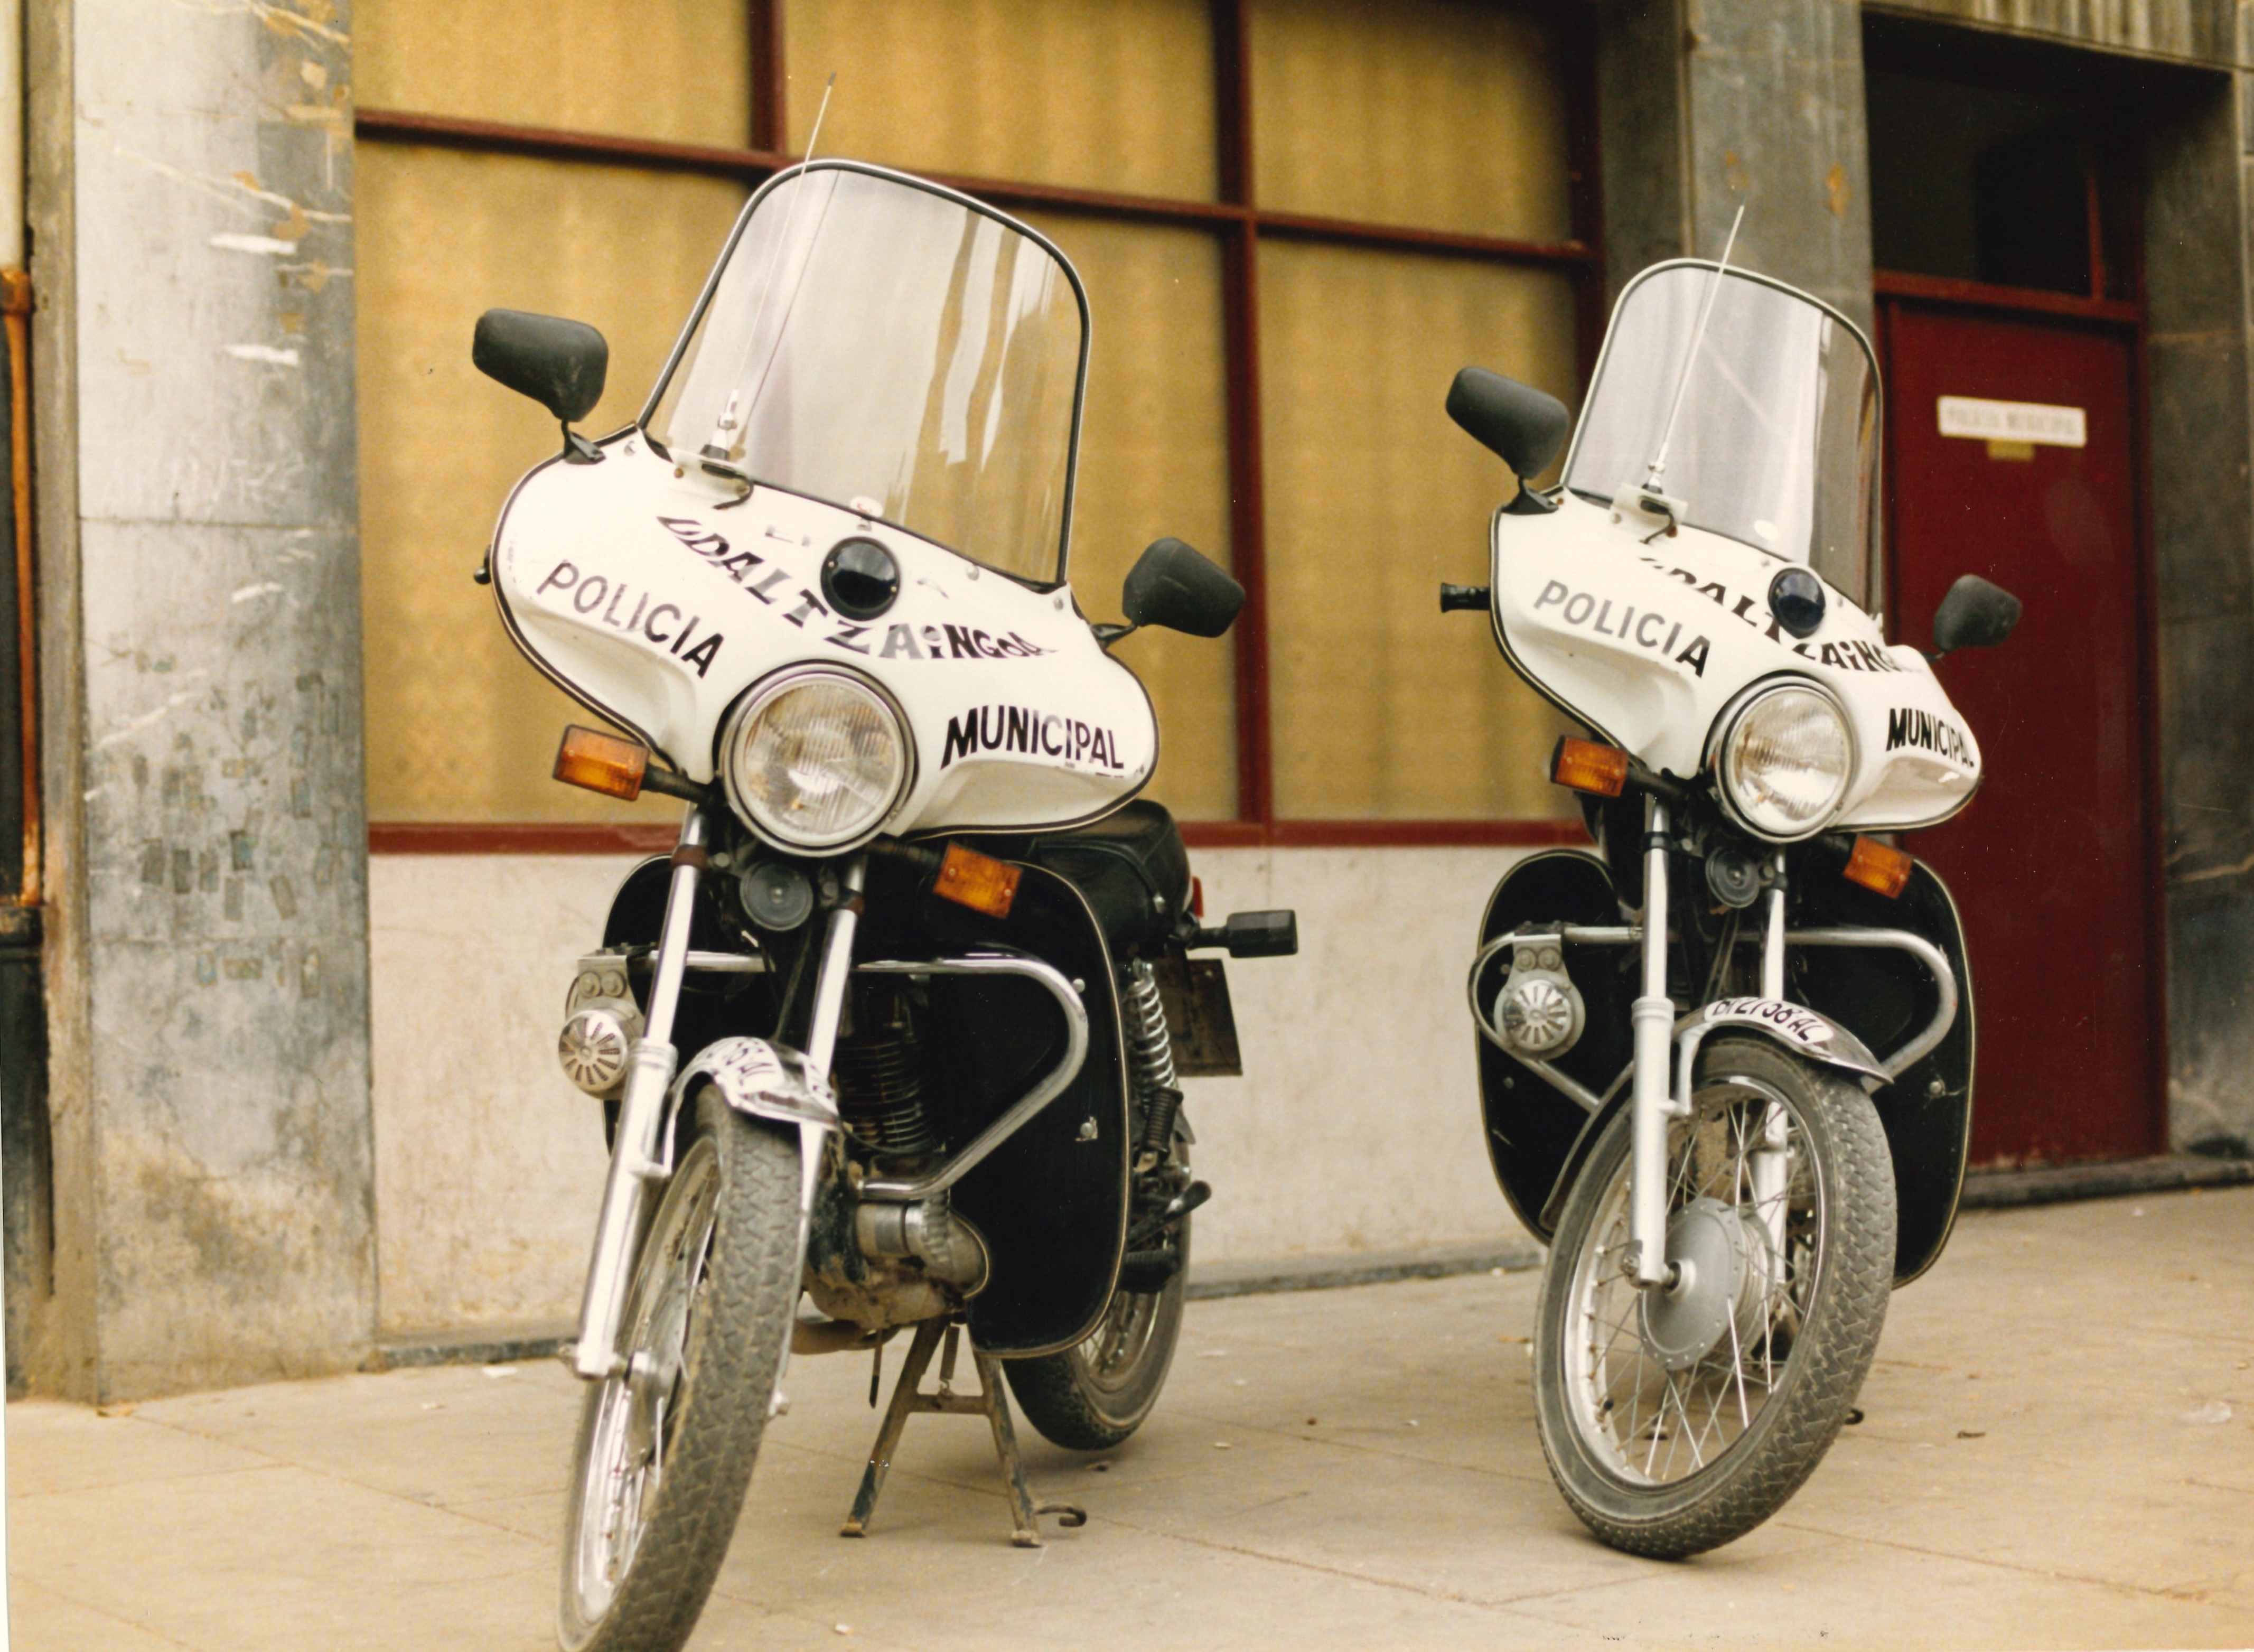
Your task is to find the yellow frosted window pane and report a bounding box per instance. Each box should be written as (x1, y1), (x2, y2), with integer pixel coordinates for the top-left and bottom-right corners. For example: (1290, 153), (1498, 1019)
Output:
(1260, 241), (1581, 820)
(357, 0), (753, 148)
(1020, 214), (1237, 820)
(1251, 0), (1573, 242)
(357, 147), (747, 822)
(788, 0), (1217, 201)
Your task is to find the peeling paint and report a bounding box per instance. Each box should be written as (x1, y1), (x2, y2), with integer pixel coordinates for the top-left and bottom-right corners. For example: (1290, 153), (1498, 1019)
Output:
(115, 147), (351, 227)
(209, 232), (300, 256)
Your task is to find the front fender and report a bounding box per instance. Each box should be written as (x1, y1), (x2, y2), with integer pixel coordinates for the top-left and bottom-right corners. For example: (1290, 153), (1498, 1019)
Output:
(1686, 998), (1888, 1090)
(669, 1036), (839, 1227)
(674, 1035), (839, 1130)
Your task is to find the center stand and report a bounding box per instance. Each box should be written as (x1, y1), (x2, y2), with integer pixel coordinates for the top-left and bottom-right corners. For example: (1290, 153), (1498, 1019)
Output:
(840, 1317), (1086, 1547)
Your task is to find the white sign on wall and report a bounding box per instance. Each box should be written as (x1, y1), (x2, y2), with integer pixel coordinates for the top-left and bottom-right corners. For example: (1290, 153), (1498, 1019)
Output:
(1937, 395), (2087, 447)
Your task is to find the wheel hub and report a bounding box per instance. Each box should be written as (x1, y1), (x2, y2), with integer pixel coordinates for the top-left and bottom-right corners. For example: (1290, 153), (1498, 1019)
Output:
(1638, 1197), (1754, 1372)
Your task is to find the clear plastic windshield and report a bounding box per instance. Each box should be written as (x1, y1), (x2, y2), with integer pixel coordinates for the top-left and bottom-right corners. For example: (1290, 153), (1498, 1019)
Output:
(1564, 264), (1880, 606)
(648, 163), (1088, 585)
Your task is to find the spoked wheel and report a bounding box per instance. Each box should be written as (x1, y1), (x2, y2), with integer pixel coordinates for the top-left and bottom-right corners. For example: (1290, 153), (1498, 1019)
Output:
(1533, 1037), (1895, 1557)
(1006, 1144), (1191, 1451)
(558, 1090), (801, 1652)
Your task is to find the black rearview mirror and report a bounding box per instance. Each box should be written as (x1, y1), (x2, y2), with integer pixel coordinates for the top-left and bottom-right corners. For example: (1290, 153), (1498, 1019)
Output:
(1930, 574), (2022, 657)
(1446, 367), (1570, 480)
(1121, 537), (1244, 639)
(473, 310), (609, 425)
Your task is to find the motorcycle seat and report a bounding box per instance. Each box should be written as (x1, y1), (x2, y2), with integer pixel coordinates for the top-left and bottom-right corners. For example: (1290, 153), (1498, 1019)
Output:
(970, 800), (1191, 958)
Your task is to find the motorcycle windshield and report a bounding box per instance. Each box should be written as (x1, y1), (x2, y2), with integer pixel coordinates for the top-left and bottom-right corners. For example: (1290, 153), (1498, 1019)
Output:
(647, 162), (1089, 586)
(1563, 263), (1880, 607)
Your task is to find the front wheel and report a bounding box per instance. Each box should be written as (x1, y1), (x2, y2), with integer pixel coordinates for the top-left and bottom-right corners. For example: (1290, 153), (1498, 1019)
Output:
(558, 1091), (802, 1652)
(1533, 1036), (1895, 1557)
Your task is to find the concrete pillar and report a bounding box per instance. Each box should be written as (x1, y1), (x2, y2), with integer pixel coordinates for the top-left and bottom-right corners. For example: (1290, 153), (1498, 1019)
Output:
(2147, 59), (2254, 1156)
(1595, 0), (1875, 337)
(24, 0), (373, 1399)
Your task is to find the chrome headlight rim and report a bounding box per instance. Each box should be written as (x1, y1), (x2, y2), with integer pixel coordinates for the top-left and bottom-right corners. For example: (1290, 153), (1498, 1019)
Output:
(1709, 677), (1856, 843)
(719, 665), (915, 853)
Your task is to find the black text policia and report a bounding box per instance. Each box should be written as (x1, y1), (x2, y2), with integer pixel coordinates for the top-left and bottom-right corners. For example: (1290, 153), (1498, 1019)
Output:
(538, 561), (724, 678)
(942, 704), (1126, 773)
(1885, 707), (1972, 764)
(660, 517), (1054, 665)
(1639, 557), (1905, 675)
(1534, 580), (1714, 676)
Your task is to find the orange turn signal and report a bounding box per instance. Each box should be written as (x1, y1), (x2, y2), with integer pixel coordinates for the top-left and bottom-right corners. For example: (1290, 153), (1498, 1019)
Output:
(554, 725), (649, 801)
(1551, 736), (1630, 798)
(933, 843), (1022, 919)
(1843, 836), (1913, 899)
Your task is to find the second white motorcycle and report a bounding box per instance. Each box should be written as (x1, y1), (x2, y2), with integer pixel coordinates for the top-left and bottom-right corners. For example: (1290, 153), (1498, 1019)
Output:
(1440, 256), (2018, 1554)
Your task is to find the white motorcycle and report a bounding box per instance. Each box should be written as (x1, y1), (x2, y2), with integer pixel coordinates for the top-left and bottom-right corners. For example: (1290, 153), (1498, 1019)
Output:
(472, 160), (1295, 1652)
(1441, 257), (2018, 1553)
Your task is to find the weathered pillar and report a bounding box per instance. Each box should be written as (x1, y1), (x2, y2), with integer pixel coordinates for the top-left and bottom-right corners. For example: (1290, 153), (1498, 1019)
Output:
(25, 0), (373, 1399)
(2145, 58), (2254, 1156)
(1595, 0), (1874, 335)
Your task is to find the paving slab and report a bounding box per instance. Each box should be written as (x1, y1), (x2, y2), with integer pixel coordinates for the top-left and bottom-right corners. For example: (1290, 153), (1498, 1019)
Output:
(8, 1188), (2253, 1650)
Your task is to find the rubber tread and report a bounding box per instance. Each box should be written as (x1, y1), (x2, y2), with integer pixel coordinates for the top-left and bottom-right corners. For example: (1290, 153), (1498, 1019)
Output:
(1532, 1038), (1895, 1558)
(559, 1092), (801, 1652)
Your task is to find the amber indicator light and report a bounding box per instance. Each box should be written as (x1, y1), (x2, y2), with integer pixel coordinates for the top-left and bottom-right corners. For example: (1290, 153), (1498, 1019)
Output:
(1843, 836), (1913, 899)
(933, 843), (1022, 919)
(1551, 736), (1631, 798)
(554, 725), (650, 801)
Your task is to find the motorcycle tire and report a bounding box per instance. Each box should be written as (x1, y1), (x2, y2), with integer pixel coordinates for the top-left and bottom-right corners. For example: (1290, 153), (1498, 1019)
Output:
(558, 1089), (800, 1652)
(1532, 1036), (1895, 1558)
(1006, 1154), (1191, 1452)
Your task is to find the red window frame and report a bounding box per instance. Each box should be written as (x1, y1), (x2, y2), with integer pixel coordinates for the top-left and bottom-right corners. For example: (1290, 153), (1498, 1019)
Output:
(359, 0), (1604, 854)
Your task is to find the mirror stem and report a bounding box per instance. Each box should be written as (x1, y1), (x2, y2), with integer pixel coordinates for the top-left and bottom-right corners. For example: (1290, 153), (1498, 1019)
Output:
(562, 423), (603, 465)
(1091, 621), (1136, 648)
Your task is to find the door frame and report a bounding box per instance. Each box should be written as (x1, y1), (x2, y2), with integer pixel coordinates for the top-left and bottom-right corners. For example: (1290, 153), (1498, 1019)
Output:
(1873, 276), (2169, 1160)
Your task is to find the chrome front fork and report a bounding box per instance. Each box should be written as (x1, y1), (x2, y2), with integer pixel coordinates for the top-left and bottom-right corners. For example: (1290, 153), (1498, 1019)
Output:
(1628, 822), (1791, 1289)
(1750, 859), (1791, 1259)
(572, 807), (864, 1379)
(1628, 800), (1677, 1286)
(574, 808), (710, 1377)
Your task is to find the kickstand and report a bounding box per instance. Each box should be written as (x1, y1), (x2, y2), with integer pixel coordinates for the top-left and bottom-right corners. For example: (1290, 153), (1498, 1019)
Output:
(840, 1318), (1087, 1548)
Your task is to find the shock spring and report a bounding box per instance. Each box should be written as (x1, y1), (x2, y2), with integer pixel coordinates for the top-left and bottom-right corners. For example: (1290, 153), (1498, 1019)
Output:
(1121, 959), (1183, 1174)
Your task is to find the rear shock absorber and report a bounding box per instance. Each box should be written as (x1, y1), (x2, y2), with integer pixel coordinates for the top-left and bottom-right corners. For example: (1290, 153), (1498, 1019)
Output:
(1120, 958), (1183, 1174)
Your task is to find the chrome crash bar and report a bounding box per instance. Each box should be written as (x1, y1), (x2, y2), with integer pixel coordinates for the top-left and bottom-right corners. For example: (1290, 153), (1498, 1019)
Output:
(850, 955), (1090, 1202)
(1470, 923), (1959, 1113)
(638, 947), (1092, 1203)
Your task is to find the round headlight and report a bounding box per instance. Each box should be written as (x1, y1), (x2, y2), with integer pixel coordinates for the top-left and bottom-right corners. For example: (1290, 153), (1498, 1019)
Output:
(1718, 684), (1852, 839)
(722, 669), (911, 851)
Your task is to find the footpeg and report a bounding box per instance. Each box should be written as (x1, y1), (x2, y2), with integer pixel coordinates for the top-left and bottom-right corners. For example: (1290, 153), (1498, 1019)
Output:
(1125, 1179), (1211, 1249)
(1189, 909), (1297, 958)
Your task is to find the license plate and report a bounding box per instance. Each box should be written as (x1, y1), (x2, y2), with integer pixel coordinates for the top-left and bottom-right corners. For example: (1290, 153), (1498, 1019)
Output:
(1152, 955), (1242, 1077)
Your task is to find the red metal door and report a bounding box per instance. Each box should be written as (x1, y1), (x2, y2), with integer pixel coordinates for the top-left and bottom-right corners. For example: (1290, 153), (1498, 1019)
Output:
(1881, 302), (2159, 1164)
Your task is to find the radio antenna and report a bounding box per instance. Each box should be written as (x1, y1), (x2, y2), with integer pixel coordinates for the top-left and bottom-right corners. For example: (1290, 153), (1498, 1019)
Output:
(1645, 202), (1744, 488)
(704, 73), (838, 468)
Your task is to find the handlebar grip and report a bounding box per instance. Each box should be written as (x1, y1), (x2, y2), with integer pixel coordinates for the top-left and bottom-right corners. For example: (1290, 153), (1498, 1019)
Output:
(1439, 583), (1491, 613)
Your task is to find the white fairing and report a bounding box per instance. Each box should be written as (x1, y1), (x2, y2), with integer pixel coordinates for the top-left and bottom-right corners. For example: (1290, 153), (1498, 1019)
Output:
(1489, 492), (1981, 831)
(491, 438), (1157, 836)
